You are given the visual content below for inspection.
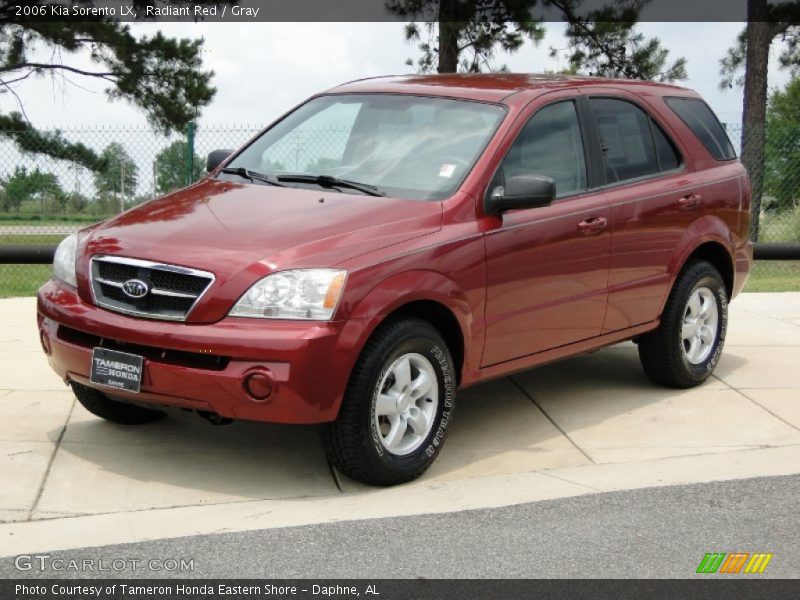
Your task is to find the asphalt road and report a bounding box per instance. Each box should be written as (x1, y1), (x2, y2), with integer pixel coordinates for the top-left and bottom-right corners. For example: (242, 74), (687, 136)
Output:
(3, 474), (798, 579)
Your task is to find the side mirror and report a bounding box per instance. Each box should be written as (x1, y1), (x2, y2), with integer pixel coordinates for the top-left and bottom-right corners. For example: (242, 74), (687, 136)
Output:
(206, 149), (233, 173)
(485, 175), (556, 215)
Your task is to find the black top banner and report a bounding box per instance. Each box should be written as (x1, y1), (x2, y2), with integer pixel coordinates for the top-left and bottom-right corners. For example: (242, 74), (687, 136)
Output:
(6, 0), (800, 23)
(4, 579), (800, 600)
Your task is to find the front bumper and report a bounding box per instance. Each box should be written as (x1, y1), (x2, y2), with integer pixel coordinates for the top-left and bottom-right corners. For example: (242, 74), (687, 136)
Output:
(37, 279), (355, 424)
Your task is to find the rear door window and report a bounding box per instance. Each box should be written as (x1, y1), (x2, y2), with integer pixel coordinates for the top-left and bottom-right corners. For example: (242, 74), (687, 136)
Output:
(590, 98), (681, 184)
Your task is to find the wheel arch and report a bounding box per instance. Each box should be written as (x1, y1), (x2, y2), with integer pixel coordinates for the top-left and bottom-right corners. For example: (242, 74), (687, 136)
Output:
(380, 299), (466, 386)
(679, 240), (735, 299)
(342, 270), (478, 388)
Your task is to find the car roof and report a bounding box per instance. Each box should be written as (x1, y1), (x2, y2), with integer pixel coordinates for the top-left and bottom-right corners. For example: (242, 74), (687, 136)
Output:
(328, 73), (694, 104)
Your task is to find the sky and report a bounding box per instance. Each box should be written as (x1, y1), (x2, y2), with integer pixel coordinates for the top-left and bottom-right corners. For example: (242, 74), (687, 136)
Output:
(1, 21), (794, 132)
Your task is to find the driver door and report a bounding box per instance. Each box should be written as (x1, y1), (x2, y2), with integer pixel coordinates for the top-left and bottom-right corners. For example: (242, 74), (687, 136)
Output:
(482, 97), (611, 366)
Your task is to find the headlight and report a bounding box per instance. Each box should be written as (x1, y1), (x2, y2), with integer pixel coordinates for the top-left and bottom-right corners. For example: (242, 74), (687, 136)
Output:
(229, 269), (347, 320)
(53, 233), (78, 287)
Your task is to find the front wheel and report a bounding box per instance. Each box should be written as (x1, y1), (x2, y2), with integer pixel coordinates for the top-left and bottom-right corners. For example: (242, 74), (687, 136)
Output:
(321, 317), (456, 486)
(638, 260), (728, 388)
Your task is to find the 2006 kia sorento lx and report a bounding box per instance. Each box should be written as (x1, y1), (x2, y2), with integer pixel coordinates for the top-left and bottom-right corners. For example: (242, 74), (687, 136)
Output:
(38, 74), (752, 485)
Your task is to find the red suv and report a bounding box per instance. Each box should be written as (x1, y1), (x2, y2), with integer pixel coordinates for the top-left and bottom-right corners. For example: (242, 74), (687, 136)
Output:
(37, 74), (751, 485)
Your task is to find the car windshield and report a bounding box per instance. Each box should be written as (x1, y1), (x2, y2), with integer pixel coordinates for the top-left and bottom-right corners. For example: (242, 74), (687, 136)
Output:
(223, 93), (506, 200)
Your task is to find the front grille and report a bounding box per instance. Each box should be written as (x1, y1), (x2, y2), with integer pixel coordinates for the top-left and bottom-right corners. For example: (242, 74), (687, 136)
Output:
(90, 256), (214, 321)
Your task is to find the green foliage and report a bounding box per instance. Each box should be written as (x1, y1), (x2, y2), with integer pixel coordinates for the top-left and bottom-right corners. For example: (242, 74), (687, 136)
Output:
(719, 4), (800, 90)
(94, 143), (138, 198)
(0, 113), (106, 171)
(764, 77), (800, 212)
(154, 140), (203, 194)
(0, 166), (62, 212)
(391, 0), (545, 73)
(66, 191), (89, 214)
(560, 19), (687, 82)
(389, 0), (685, 81)
(719, 29), (749, 89)
(402, 19), (545, 73)
(0, 0), (231, 169)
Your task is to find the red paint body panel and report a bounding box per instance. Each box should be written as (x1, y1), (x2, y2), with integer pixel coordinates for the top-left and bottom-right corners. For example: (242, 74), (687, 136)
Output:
(37, 74), (751, 423)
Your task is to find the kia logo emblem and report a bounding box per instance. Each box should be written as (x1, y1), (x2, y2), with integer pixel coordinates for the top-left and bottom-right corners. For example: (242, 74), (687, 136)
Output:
(122, 279), (149, 299)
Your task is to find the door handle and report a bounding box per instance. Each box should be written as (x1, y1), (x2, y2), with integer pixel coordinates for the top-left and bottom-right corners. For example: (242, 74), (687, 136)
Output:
(577, 216), (608, 235)
(678, 194), (702, 211)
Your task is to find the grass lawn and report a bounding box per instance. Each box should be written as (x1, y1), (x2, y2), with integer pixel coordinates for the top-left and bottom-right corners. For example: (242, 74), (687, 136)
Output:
(745, 261), (800, 292)
(0, 265), (52, 297)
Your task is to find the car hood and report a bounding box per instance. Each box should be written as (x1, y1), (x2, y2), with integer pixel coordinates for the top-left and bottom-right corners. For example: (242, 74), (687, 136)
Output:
(79, 179), (442, 321)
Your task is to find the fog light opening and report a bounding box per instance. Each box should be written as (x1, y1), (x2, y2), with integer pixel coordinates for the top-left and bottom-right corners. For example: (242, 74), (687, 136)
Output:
(244, 371), (273, 401)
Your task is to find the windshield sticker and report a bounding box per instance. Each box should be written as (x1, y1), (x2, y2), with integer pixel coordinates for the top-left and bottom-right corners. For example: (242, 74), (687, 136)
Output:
(439, 163), (456, 178)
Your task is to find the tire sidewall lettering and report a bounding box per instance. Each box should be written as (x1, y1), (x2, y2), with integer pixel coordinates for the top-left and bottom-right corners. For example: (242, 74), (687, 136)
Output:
(370, 339), (456, 464)
(424, 345), (455, 459)
(705, 284), (728, 373)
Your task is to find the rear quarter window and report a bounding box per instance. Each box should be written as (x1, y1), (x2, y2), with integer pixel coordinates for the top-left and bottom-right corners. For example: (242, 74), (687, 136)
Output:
(665, 97), (737, 161)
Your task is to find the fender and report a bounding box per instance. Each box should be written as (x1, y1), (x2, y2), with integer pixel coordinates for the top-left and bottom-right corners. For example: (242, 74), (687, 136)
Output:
(336, 269), (482, 389)
(660, 215), (736, 314)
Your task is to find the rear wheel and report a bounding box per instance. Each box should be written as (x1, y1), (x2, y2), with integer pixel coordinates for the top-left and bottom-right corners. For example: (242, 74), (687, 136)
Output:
(322, 317), (456, 486)
(72, 382), (166, 424)
(638, 260), (728, 388)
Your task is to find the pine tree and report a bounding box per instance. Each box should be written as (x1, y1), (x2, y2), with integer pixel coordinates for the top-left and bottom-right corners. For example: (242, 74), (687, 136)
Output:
(0, 1), (232, 170)
(389, 0), (686, 81)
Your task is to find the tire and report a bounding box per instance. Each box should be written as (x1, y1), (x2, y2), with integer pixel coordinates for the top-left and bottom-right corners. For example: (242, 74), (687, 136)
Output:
(321, 317), (457, 486)
(638, 260), (728, 388)
(71, 382), (166, 424)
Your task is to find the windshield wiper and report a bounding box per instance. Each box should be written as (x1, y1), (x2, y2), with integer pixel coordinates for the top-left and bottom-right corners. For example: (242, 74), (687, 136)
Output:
(219, 167), (286, 187)
(276, 174), (385, 197)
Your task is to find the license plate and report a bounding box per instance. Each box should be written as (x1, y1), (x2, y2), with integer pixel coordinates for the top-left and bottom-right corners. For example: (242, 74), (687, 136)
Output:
(90, 348), (144, 393)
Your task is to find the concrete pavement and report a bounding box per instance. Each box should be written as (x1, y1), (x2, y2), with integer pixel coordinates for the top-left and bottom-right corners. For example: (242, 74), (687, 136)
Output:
(1, 293), (799, 556)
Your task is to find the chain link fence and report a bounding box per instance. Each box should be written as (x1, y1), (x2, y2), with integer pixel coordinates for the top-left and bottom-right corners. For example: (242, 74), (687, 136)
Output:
(1, 123), (798, 296)
(725, 125), (800, 290)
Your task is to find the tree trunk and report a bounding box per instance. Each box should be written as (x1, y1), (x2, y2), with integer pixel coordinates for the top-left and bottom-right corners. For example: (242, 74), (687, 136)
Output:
(437, 0), (459, 73)
(741, 0), (771, 241)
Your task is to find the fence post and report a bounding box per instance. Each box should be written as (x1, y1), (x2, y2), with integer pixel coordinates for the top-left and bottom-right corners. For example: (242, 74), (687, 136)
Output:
(185, 121), (196, 186)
